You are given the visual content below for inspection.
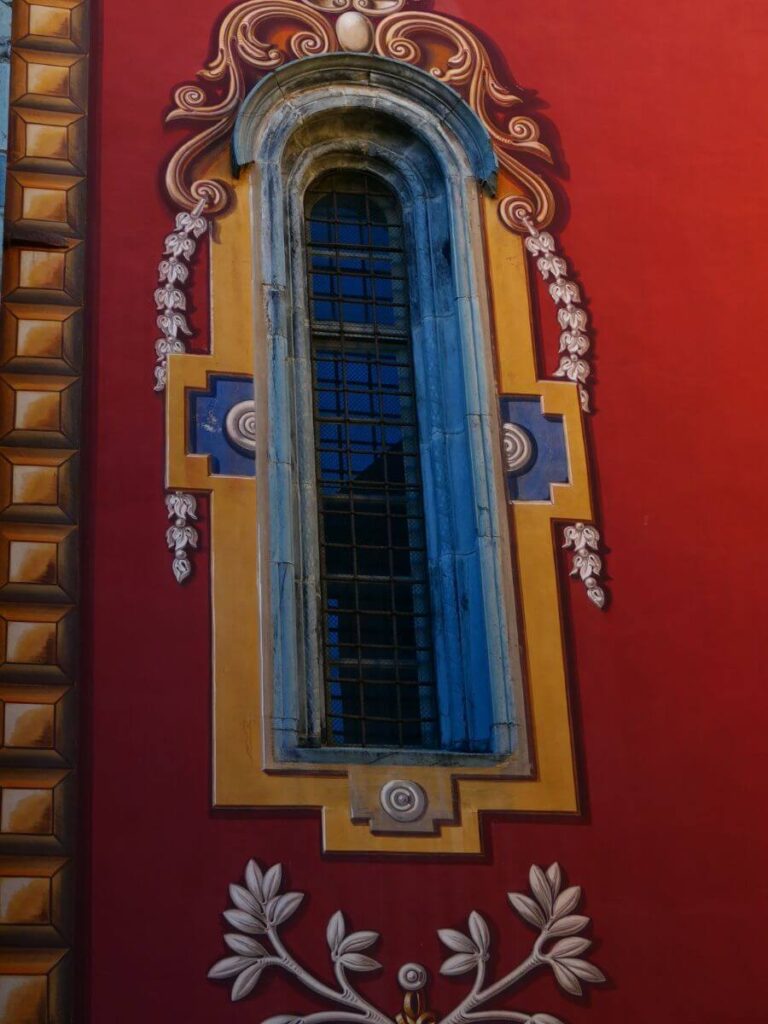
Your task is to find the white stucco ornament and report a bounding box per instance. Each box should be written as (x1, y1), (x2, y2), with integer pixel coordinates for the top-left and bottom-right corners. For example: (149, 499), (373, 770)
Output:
(225, 400), (257, 453)
(335, 11), (374, 51)
(210, 859), (606, 1017)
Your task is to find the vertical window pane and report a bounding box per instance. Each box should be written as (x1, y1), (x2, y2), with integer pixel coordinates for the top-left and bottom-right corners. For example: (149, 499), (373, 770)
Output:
(305, 171), (438, 749)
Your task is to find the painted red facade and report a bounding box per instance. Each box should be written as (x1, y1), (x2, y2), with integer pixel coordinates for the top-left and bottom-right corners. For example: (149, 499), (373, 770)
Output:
(85, 1), (768, 1020)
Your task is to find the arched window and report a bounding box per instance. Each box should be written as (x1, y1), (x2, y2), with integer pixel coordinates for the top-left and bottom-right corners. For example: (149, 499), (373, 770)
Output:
(234, 56), (525, 767)
(305, 170), (438, 750)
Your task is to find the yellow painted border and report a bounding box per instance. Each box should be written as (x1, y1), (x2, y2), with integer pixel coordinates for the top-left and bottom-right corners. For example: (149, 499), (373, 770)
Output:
(166, 156), (593, 854)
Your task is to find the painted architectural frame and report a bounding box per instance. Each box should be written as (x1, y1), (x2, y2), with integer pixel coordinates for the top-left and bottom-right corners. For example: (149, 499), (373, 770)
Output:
(156, 0), (606, 855)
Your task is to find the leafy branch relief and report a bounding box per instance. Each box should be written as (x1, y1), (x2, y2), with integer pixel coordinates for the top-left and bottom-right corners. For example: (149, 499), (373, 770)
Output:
(209, 861), (604, 1024)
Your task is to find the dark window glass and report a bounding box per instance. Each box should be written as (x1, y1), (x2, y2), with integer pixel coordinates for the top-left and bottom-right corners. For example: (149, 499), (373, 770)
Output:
(305, 171), (438, 749)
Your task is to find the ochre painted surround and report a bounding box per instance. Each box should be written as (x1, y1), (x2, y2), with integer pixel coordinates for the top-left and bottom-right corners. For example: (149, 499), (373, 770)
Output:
(166, 150), (595, 854)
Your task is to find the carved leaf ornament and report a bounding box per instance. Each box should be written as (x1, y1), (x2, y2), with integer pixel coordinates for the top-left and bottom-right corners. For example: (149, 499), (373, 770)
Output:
(156, 0), (608, 604)
(210, 861), (605, 1021)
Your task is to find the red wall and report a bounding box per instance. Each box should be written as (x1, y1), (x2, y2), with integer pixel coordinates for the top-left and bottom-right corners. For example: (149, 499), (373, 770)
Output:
(86, 1), (768, 1021)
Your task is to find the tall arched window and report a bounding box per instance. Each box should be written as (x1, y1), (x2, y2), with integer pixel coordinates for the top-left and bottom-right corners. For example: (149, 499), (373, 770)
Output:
(305, 171), (438, 749)
(230, 53), (528, 782)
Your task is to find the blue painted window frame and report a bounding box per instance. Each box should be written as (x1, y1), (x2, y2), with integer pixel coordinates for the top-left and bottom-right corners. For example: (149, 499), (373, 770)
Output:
(235, 55), (526, 767)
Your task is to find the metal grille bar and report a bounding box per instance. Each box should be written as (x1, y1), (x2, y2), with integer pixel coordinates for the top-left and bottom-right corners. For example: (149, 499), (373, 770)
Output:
(305, 171), (439, 749)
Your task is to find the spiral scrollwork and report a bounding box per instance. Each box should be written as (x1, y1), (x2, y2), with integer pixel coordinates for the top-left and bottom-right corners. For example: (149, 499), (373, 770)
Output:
(164, 0), (335, 209)
(379, 779), (427, 823)
(225, 400), (257, 453)
(374, 10), (555, 229)
(502, 423), (534, 475)
(163, 0), (553, 228)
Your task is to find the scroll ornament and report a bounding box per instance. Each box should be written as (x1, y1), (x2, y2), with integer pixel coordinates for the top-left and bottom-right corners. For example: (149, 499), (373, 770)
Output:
(156, 0), (608, 603)
(163, 0), (554, 227)
(209, 860), (605, 1022)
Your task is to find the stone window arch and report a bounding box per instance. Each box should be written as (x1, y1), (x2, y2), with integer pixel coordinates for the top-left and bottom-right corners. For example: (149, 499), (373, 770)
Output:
(233, 54), (526, 767)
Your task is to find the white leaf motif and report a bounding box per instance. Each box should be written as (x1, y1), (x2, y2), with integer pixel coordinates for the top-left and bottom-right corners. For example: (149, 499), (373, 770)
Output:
(166, 492), (197, 520)
(557, 306), (587, 331)
(581, 525), (600, 549)
(232, 961), (265, 1001)
(546, 863), (562, 897)
(537, 254), (568, 280)
(468, 911), (489, 955)
(524, 231), (555, 256)
(262, 864), (282, 901)
(549, 936), (590, 958)
(572, 552), (602, 581)
(245, 860), (263, 900)
(164, 232), (195, 259)
(158, 258), (188, 284)
(553, 886), (582, 920)
(507, 893), (546, 929)
(549, 279), (581, 305)
(529, 866), (552, 916)
(225, 934), (267, 957)
(172, 556), (191, 584)
(229, 884), (260, 916)
(208, 956), (255, 980)
(208, 861), (605, 1018)
(154, 285), (186, 311)
(269, 892), (304, 926)
(438, 928), (476, 953)
(339, 953), (380, 972)
(157, 312), (191, 338)
(338, 931), (378, 955)
(547, 914), (590, 938)
(440, 953), (479, 976)
(223, 909), (264, 936)
(552, 961), (582, 997)
(326, 910), (345, 952)
(176, 210), (208, 237)
(554, 354), (590, 384)
(560, 331), (589, 356)
(558, 958), (605, 984)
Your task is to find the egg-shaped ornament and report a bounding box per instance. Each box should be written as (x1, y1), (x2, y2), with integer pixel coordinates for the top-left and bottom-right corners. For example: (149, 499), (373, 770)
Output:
(335, 11), (374, 53)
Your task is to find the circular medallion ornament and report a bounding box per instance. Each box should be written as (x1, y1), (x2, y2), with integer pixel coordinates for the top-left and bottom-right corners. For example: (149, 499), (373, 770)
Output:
(225, 400), (257, 454)
(502, 422), (534, 474)
(398, 963), (428, 992)
(379, 779), (427, 823)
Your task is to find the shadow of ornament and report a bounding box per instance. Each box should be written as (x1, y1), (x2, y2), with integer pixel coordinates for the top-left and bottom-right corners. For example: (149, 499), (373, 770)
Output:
(209, 861), (605, 1022)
